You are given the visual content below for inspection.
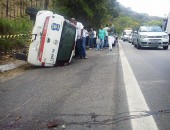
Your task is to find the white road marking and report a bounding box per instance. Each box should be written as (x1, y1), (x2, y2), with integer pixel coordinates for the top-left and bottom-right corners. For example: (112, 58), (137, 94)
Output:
(119, 42), (159, 130)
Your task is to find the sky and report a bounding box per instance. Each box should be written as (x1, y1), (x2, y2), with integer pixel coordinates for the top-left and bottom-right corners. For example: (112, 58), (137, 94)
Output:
(117, 0), (170, 17)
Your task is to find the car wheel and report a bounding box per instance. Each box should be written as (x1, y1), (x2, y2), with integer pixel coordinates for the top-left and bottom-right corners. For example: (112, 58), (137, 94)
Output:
(163, 45), (168, 50)
(136, 40), (141, 49)
(137, 43), (141, 49)
(134, 43), (137, 47)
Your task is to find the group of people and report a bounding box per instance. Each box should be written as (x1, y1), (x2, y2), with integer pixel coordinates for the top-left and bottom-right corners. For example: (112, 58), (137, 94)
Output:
(70, 18), (115, 59)
(97, 25), (115, 51)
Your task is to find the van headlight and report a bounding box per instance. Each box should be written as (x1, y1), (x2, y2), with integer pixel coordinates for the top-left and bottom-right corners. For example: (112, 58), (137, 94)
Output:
(162, 35), (169, 38)
(140, 35), (148, 39)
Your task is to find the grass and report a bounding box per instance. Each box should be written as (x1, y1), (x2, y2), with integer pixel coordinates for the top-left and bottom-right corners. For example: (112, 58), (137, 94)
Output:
(0, 17), (33, 53)
(0, 0), (52, 55)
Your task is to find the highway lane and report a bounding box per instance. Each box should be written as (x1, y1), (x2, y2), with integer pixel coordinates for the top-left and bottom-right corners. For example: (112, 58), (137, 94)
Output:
(120, 40), (170, 130)
(2, 40), (169, 130)
(0, 45), (131, 130)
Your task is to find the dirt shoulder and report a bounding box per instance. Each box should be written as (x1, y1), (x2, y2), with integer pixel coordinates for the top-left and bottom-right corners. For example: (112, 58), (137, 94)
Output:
(0, 61), (31, 82)
(0, 51), (30, 82)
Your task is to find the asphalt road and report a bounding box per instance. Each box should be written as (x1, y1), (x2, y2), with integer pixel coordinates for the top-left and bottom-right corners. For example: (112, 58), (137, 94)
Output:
(1, 41), (170, 130)
(120, 40), (170, 130)
(0, 44), (132, 130)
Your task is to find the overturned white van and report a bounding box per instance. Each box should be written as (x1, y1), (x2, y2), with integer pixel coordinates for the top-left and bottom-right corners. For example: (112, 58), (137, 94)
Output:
(27, 11), (76, 67)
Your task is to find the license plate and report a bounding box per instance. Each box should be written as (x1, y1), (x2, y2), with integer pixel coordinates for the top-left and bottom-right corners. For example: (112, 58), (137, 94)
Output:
(149, 39), (160, 43)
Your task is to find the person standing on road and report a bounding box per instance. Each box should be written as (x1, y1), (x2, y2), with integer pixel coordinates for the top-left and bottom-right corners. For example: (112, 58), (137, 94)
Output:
(93, 29), (97, 48)
(70, 18), (84, 58)
(80, 26), (88, 59)
(89, 28), (94, 49)
(97, 26), (106, 50)
(108, 34), (114, 51)
(104, 25), (109, 48)
(96, 36), (100, 50)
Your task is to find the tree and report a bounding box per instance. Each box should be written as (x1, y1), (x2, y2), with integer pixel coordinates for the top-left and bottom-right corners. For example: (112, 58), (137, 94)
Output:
(52, 0), (119, 28)
(144, 20), (162, 26)
(44, 0), (49, 10)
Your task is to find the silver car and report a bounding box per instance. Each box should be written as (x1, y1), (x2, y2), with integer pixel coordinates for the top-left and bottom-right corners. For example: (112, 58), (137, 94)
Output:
(128, 33), (133, 43)
(133, 26), (169, 49)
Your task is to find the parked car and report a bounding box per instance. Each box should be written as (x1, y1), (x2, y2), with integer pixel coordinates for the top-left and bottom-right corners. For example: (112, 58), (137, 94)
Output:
(128, 33), (133, 43)
(122, 29), (132, 41)
(133, 26), (169, 50)
(120, 34), (123, 40)
(131, 31), (137, 45)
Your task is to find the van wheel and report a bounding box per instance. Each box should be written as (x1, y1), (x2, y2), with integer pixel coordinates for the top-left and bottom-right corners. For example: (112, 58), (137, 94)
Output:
(163, 46), (168, 50)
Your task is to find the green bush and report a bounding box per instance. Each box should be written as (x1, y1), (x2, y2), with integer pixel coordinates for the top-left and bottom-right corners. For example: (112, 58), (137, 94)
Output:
(0, 18), (33, 53)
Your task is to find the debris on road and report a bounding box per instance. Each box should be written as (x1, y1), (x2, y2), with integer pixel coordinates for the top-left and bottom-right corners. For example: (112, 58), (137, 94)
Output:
(47, 119), (63, 128)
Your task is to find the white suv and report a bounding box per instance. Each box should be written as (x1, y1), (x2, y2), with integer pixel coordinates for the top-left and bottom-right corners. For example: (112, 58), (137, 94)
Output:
(133, 26), (169, 50)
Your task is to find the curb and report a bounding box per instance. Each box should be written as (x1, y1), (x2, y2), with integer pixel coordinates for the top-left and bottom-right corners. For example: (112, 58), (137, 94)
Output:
(0, 60), (27, 72)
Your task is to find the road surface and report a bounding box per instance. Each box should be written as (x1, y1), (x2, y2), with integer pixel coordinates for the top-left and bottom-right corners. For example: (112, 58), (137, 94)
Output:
(0, 41), (170, 130)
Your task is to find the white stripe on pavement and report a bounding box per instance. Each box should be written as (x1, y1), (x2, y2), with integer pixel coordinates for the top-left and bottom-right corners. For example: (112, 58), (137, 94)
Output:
(119, 42), (159, 130)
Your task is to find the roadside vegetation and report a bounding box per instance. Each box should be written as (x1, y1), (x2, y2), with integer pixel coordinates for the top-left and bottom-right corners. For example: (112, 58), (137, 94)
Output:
(0, 18), (32, 53)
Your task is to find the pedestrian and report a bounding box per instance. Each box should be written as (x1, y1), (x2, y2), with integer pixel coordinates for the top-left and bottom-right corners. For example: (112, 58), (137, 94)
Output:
(104, 25), (109, 48)
(108, 34), (114, 51)
(96, 36), (100, 50)
(86, 28), (90, 47)
(93, 29), (97, 48)
(89, 28), (94, 49)
(80, 26), (88, 59)
(70, 18), (84, 58)
(97, 25), (106, 50)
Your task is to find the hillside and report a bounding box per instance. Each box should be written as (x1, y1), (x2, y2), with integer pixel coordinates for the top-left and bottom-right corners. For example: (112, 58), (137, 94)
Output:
(120, 4), (163, 21)
(112, 4), (163, 34)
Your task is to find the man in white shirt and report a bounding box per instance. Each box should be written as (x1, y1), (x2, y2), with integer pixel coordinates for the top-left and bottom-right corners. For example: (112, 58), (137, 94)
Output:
(81, 26), (88, 59)
(70, 18), (84, 58)
(93, 29), (97, 48)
